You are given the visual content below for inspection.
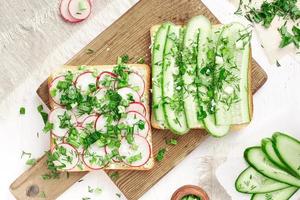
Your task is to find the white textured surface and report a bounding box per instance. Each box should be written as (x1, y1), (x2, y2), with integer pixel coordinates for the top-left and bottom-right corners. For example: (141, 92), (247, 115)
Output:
(0, 0), (299, 200)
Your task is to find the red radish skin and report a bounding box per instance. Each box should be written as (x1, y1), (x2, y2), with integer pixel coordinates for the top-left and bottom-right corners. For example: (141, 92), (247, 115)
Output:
(49, 108), (77, 138)
(117, 87), (141, 102)
(74, 71), (97, 93)
(60, 0), (83, 23)
(96, 71), (117, 89)
(119, 135), (151, 167)
(119, 111), (150, 138)
(82, 143), (107, 170)
(49, 75), (65, 106)
(126, 102), (147, 116)
(52, 143), (80, 170)
(68, 0), (91, 20)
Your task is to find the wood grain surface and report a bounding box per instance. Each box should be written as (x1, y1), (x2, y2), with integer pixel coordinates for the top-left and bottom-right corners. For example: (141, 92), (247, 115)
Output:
(10, 0), (268, 199)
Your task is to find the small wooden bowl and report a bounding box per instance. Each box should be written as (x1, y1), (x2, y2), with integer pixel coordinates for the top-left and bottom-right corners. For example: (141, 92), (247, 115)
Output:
(171, 185), (209, 200)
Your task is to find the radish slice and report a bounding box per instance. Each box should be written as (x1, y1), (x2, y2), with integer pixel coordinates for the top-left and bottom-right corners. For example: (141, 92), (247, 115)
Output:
(60, 0), (83, 23)
(49, 75), (65, 105)
(52, 143), (79, 170)
(75, 71), (97, 93)
(127, 72), (145, 96)
(95, 115), (117, 133)
(72, 110), (89, 124)
(68, 0), (91, 20)
(81, 115), (98, 128)
(105, 146), (121, 163)
(82, 143), (107, 169)
(119, 135), (151, 167)
(117, 87), (140, 102)
(49, 108), (77, 137)
(119, 111), (149, 137)
(126, 102), (146, 117)
(97, 71), (117, 89)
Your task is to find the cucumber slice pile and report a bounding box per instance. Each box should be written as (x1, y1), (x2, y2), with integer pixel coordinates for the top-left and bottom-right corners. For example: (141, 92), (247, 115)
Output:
(151, 16), (252, 136)
(235, 132), (300, 199)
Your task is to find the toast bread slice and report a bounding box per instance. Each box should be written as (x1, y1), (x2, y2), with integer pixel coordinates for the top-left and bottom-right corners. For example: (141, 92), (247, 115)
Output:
(150, 24), (253, 131)
(48, 64), (154, 171)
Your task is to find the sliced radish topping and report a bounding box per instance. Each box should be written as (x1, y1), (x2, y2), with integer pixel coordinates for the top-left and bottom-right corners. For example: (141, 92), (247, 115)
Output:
(60, 0), (83, 23)
(126, 102), (146, 117)
(127, 72), (145, 96)
(75, 71), (97, 93)
(49, 75), (65, 106)
(119, 111), (149, 137)
(97, 71), (117, 89)
(52, 143), (79, 170)
(95, 115), (117, 133)
(82, 143), (107, 169)
(49, 108), (76, 137)
(68, 0), (91, 20)
(73, 111), (89, 124)
(117, 87), (140, 102)
(119, 135), (151, 167)
(81, 115), (98, 128)
(105, 146), (121, 163)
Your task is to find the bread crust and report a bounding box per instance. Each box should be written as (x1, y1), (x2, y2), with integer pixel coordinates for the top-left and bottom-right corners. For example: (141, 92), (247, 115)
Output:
(150, 24), (253, 131)
(48, 64), (154, 171)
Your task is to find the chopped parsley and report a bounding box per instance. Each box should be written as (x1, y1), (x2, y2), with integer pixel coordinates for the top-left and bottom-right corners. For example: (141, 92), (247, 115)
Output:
(43, 121), (54, 133)
(166, 138), (177, 145)
(156, 148), (166, 162)
(19, 107), (26, 115)
(26, 158), (37, 166)
(37, 105), (48, 125)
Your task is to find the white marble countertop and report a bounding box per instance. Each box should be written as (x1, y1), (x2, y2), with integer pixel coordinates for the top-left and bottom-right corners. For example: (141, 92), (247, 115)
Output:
(0, 0), (299, 199)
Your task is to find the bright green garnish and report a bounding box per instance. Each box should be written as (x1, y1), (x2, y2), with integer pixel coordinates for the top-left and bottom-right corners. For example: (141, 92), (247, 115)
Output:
(127, 153), (142, 164)
(156, 148), (166, 162)
(43, 121), (54, 133)
(19, 107), (25, 115)
(109, 171), (120, 181)
(37, 105), (48, 125)
(166, 138), (178, 145)
(26, 158), (37, 166)
(181, 194), (202, 200)
(88, 186), (102, 194)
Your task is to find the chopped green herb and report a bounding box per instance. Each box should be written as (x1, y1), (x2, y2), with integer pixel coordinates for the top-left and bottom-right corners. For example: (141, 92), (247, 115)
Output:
(39, 191), (46, 198)
(37, 105), (48, 125)
(43, 121), (54, 133)
(127, 153), (142, 164)
(19, 107), (25, 115)
(109, 171), (120, 181)
(116, 193), (122, 198)
(166, 138), (177, 145)
(156, 148), (166, 162)
(82, 197), (91, 200)
(137, 57), (145, 64)
(26, 158), (37, 166)
(88, 186), (102, 194)
(21, 151), (31, 159)
(86, 48), (94, 54)
(119, 54), (130, 63)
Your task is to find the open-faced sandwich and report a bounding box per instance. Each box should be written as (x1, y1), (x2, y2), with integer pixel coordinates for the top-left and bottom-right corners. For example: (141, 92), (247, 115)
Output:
(151, 15), (253, 137)
(47, 60), (153, 171)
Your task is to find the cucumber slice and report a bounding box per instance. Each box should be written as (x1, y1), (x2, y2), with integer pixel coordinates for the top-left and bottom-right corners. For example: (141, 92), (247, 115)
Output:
(182, 15), (211, 129)
(244, 147), (300, 187)
(200, 25), (230, 137)
(235, 167), (289, 194)
(152, 23), (170, 128)
(162, 23), (189, 134)
(214, 23), (251, 125)
(251, 187), (298, 200)
(261, 138), (289, 171)
(273, 132), (300, 178)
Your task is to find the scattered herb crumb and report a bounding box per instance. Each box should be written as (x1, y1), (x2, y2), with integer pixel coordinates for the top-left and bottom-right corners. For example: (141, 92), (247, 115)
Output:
(156, 148), (166, 162)
(86, 48), (94, 54)
(39, 191), (46, 198)
(116, 193), (122, 198)
(166, 138), (177, 145)
(82, 197), (91, 200)
(26, 158), (37, 166)
(109, 171), (120, 181)
(119, 54), (130, 63)
(19, 107), (26, 115)
(37, 105), (48, 125)
(78, 179), (84, 182)
(276, 60), (281, 67)
(137, 57), (145, 64)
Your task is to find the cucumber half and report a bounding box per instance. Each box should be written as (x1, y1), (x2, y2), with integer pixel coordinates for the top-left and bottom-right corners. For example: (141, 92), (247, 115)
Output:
(251, 187), (298, 200)
(161, 23), (189, 134)
(214, 23), (251, 125)
(273, 132), (300, 178)
(244, 147), (300, 187)
(235, 167), (289, 194)
(152, 23), (170, 128)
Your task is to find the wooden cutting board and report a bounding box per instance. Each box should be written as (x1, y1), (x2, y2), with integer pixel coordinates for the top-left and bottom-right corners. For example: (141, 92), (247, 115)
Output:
(10, 0), (268, 199)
